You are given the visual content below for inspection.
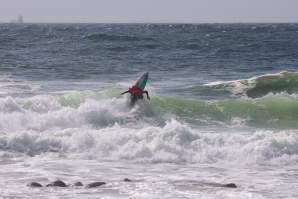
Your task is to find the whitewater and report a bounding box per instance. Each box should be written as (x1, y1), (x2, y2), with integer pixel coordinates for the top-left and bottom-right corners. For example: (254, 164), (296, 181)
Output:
(0, 23), (298, 198)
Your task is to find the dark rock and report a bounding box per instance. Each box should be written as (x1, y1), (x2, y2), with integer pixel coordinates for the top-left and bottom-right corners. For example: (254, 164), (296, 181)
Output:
(26, 182), (43, 187)
(204, 182), (237, 188)
(223, 183), (237, 188)
(85, 182), (106, 188)
(124, 178), (132, 182)
(46, 180), (67, 187)
(73, 181), (83, 186)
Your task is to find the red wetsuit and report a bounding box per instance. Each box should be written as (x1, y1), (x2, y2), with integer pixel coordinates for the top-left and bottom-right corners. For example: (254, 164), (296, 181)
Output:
(129, 86), (144, 96)
(121, 85), (150, 100)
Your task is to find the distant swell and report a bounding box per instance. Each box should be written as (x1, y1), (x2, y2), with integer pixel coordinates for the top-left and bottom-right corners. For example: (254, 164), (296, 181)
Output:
(83, 33), (139, 41)
(205, 71), (298, 98)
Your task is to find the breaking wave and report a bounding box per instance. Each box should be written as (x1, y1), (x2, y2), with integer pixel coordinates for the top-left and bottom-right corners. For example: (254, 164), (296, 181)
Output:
(0, 90), (298, 166)
(205, 71), (298, 98)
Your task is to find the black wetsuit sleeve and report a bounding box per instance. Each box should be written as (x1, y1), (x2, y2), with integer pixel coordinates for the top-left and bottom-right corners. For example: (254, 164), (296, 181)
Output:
(144, 91), (149, 98)
(121, 90), (130, 94)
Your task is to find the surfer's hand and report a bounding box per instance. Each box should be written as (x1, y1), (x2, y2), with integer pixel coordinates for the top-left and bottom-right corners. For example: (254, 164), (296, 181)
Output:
(147, 96), (150, 100)
(121, 93), (124, 95)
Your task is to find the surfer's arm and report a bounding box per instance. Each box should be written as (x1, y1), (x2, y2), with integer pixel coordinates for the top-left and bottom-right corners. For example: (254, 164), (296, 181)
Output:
(143, 91), (150, 100)
(121, 90), (130, 95)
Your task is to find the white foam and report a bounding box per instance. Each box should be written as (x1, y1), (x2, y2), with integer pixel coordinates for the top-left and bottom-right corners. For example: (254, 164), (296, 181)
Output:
(4, 118), (297, 166)
(0, 93), (298, 166)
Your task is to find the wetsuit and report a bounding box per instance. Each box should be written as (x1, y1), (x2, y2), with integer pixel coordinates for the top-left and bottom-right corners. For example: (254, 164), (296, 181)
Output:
(121, 86), (150, 100)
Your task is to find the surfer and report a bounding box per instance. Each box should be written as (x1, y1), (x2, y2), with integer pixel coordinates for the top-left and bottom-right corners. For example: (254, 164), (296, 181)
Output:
(121, 85), (150, 100)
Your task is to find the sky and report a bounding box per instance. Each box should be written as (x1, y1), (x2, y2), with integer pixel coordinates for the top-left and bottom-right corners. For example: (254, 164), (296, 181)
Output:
(1, 0), (298, 23)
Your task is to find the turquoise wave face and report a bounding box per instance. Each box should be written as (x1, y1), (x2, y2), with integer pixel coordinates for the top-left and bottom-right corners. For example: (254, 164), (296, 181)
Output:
(150, 92), (298, 129)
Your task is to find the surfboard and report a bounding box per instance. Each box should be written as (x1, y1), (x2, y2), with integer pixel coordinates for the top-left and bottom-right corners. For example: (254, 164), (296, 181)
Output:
(130, 71), (149, 106)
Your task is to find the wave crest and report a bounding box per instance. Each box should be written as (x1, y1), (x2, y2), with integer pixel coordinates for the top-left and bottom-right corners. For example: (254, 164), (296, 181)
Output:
(205, 71), (298, 98)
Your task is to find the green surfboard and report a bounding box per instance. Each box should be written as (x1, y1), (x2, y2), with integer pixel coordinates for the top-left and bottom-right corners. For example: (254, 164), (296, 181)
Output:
(130, 71), (149, 106)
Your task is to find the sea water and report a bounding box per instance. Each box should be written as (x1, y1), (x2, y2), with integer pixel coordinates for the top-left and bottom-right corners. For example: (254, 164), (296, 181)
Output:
(0, 23), (298, 198)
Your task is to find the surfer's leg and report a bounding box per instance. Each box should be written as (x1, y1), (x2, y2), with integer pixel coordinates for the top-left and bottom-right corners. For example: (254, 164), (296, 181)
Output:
(144, 91), (150, 100)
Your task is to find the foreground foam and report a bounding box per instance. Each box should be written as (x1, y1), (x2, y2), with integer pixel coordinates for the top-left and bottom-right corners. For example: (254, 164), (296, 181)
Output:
(1, 117), (298, 166)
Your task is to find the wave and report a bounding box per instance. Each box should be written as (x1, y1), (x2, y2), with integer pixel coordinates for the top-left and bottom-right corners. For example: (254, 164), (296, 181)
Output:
(0, 91), (298, 165)
(0, 90), (298, 133)
(0, 90), (167, 133)
(153, 93), (298, 129)
(205, 71), (298, 98)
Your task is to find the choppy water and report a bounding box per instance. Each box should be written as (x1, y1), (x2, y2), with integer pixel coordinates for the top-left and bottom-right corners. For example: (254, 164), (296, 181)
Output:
(0, 23), (298, 198)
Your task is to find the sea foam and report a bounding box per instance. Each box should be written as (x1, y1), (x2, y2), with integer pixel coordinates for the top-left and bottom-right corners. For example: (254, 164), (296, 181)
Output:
(0, 91), (298, 166)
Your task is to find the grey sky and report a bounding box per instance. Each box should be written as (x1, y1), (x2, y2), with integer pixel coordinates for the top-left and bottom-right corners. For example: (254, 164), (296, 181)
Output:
(1, 0), (298, 23)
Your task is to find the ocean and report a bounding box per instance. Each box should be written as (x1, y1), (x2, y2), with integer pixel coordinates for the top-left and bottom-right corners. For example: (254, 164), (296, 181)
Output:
(0, 23), (298, 198)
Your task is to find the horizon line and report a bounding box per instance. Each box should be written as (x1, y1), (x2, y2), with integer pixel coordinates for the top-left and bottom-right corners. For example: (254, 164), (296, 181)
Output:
(1, 22), (298, 24)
